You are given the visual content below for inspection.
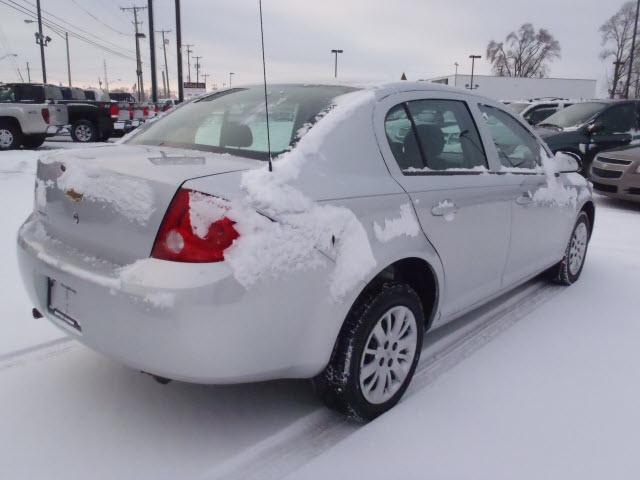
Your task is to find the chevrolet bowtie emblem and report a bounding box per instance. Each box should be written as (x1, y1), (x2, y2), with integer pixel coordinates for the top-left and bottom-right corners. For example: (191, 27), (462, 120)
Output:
(65, 189), (84, 202)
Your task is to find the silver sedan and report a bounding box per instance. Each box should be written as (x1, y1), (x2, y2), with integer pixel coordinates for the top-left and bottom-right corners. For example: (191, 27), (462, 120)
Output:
(17, 82), (594, 421)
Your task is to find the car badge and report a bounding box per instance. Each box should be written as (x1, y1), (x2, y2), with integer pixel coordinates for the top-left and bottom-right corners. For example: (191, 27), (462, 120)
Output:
(65, 189), (83, 202)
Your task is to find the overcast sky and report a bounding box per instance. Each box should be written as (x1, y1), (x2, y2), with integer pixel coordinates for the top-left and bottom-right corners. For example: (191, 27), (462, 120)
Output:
(0, 0), (624, 96)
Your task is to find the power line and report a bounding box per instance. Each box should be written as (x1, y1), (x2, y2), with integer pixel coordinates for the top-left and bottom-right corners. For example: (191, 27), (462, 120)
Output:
(18, 0), (135, 53)
(0, 0), (135, 61)
(70, 0), (132, 36)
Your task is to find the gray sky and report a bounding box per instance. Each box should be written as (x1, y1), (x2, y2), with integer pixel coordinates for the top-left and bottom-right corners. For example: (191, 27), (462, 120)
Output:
(0, 0), (623, 96)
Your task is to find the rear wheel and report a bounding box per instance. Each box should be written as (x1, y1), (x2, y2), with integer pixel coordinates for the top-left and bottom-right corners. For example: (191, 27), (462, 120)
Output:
(550, 211), (590, 285)
(0, 121), (21, 150)
(313, 282), (424, 422)
(21, 134), (47, 149)
(71, 120), (97, 143)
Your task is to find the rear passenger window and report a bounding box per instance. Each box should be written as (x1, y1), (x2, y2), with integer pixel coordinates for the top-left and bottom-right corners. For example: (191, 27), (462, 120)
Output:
(384, 99), (487, 173)
(478, 104), (542, 170)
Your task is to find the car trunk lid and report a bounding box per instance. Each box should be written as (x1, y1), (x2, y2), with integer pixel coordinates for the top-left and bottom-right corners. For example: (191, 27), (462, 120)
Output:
(36, 144), (261, 265)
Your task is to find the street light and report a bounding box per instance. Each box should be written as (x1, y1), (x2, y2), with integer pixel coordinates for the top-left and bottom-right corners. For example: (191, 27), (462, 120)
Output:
(331, 49), (343, 78)
(468, 55), (481, 90)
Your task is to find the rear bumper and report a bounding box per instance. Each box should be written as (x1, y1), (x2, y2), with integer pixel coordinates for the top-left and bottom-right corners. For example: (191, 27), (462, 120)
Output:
(17, 216), (342, 384)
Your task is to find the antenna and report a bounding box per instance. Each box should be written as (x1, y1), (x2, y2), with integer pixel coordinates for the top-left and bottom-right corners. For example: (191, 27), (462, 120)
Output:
(258, 0), (273, 172)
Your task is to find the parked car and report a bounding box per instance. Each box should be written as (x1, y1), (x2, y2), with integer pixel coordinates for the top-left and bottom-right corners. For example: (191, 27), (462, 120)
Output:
(17, 83), (594, 420)
(508, 98), (577, 126)
(536, 100), (640, 174)
(589, 145), (640, 202)
(2, 83), (118, 143)
(158, 98), (179, 112)
(60, 87), (87, 101)
(109, 92), (141, 137)
(0, 83), (68, 149)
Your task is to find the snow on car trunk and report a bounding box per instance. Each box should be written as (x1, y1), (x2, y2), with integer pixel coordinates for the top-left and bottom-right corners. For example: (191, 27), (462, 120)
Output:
(35, 144), (261, 265)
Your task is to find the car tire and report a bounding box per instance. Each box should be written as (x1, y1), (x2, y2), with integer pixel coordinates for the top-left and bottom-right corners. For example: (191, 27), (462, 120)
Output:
(21, 134), (47, 149)
(71, 120), (98, 143)
(0, 121), (21, 150)
(550, 211), (590, 285)
(312, 282), (424, 422)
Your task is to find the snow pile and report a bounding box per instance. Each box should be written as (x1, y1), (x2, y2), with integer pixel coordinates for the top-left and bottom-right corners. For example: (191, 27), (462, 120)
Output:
(188, 191), (230, 239)
(373, 204), (420, 243)
(533, 150), (578, 207)
(223, 90), (377, 299)
(56, 163), (155, 225)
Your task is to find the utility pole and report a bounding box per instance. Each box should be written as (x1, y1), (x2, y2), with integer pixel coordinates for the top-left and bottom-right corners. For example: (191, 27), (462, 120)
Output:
(36, 0), (47, 83)
(26, 61), (31, 82)
(454, 62), (459, 87)
(157, 29), (171, 97)
(103, 60), (109, 92)
(65, 32), (72, 87)
(229, 72), (234, 87)
(193, 56), (202, 84)
(183, 44), (194, 82)
(175, 0), (184, 102)
(161, 70), (167, 97)
(468, 54), (481, 90)
(121, 5), (147, 101)
(202, 73), (210, 90)
(331, 49), (343, 78)
(626, 0), (640, 99)
(613, 60), (625, 98)
(147, 0), (158, 103)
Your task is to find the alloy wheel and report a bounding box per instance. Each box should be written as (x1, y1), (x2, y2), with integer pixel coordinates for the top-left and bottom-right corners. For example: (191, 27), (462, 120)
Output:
(0, 128), (14, 148)
(359, 305), (418, 405)
(569, 222), (588, 276)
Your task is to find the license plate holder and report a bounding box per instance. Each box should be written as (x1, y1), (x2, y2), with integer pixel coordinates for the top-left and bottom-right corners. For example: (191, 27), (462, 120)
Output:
(48, 278), (82, 332)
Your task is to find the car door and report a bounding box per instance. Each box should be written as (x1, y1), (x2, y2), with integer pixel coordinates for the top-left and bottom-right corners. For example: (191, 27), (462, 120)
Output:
(585, 102), (638, 167)
(375, 92), (512, 319)
(477, 104), (572, 285)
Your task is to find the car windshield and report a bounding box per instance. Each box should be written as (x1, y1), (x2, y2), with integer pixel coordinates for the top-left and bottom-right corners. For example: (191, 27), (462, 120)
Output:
(507, 103), (530, 114)
(0, 85), (16, 103)
(540, 102), (607, 129)
(127, 84), (358, 160)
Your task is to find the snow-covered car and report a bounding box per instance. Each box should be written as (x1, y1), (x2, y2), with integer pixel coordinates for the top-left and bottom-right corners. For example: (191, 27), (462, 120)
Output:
(16, 82), (594, 420)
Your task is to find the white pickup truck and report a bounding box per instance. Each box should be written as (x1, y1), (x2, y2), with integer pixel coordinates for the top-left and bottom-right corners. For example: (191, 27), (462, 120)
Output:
(0, 84), (68, 150)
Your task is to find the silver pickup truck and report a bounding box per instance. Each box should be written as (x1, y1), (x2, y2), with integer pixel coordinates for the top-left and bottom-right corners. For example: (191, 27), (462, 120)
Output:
(0, 84), (68, 150)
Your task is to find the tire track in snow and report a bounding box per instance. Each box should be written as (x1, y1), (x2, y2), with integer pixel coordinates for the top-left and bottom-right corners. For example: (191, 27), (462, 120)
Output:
(0, 337), (76, 372)
(202, 280), (565, 480)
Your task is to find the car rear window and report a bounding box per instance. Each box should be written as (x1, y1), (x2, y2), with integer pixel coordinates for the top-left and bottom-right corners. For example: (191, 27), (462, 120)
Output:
(127, 85), (359, 160)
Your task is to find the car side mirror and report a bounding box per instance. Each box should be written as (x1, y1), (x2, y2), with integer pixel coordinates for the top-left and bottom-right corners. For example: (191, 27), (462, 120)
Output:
(555, 151), (581, 173)
(587, 121), (605, 135)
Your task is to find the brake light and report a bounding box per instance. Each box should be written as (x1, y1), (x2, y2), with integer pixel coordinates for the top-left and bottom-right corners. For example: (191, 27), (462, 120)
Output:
(109, 103), (119, 119)
(143, 106), (149, 117)
(129, 104), (134, 120)
(151, 189), (239, 263)
(41, 108), (50, 124)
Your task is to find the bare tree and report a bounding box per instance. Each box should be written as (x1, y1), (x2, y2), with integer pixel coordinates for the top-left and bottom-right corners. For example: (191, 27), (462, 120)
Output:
(600, 2), (637, 98)
(486, 24), (561, 78)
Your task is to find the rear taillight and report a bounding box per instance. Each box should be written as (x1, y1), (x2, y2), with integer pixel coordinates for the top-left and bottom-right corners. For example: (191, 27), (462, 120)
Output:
(129, 104), (134, 120)
(143, 106), (149, 117)
(151, 189), (239, 263)
(109, 103), (119, 119)
(41, 108), (50, 124)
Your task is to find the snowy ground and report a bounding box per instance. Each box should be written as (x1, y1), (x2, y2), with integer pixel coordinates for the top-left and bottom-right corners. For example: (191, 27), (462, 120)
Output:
(1, 141), (639, 479)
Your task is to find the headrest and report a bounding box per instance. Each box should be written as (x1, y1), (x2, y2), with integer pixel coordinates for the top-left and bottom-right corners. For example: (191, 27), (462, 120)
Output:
(220, 121), (253, 148)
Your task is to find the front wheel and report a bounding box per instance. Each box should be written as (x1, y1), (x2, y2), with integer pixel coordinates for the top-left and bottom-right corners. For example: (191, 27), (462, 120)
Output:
(71, 120), (98, 143)
(313, 282), (424, 422)
(550, 211), (590, 285)
(0, 121), (21, 150)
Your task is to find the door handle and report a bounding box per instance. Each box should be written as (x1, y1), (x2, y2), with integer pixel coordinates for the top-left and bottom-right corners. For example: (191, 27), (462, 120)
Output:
(431, 200), (458, 217)
(516, 191), (533, 205)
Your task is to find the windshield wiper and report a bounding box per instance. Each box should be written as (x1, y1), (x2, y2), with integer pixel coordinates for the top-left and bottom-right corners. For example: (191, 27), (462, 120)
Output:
(537, 122), (562, 130)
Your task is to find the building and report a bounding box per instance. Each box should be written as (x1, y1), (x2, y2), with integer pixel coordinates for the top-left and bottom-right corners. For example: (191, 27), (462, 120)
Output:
(427, 74), (597, 101)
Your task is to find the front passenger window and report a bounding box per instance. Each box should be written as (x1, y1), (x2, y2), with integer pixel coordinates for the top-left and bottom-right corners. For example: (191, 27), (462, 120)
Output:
(478, 105), (541, 170)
